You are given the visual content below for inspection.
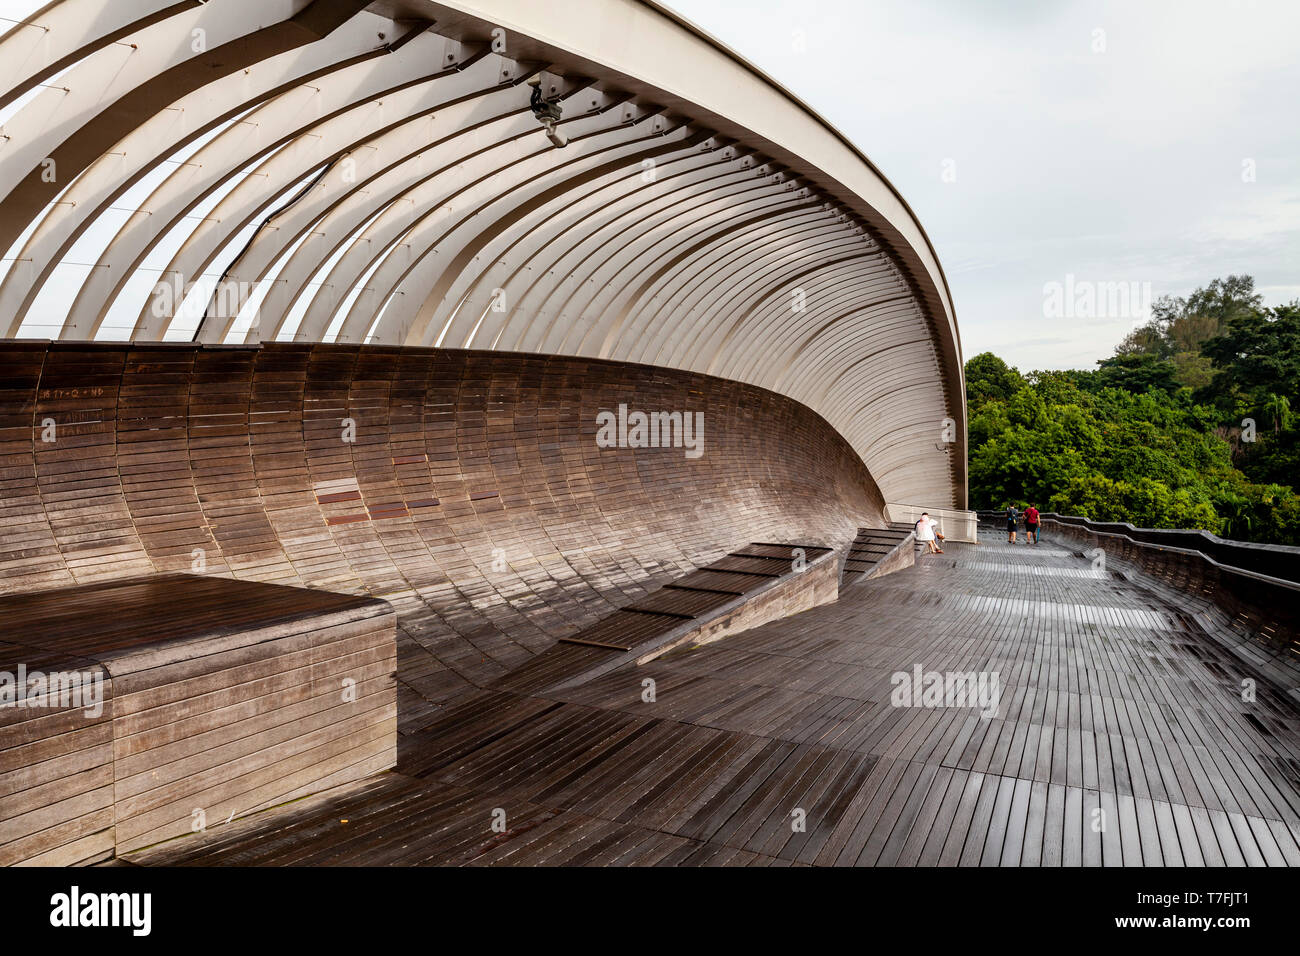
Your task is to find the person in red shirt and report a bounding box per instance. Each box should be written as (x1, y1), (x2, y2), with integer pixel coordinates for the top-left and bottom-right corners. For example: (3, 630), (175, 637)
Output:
(1024, 504), (1040, 545)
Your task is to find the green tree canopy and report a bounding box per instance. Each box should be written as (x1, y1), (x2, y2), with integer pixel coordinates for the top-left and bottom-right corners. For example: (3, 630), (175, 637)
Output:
(964, 351), (1024, 405)
(1094, 353), (1180, 395)
(1198, 303), (1300, 417)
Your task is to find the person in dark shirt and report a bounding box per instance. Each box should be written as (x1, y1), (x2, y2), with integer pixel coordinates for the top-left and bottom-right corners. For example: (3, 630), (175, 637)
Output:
(1024, 503), (1040, 545)
(1006, 505), (1019, 543)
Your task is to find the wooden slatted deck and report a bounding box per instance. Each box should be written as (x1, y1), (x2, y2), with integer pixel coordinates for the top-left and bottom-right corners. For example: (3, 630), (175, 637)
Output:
(125, 528), (1300, 866)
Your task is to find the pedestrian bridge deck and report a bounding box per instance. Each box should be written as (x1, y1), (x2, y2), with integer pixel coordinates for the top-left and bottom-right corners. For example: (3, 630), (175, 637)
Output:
(128, 528), (1300, 866)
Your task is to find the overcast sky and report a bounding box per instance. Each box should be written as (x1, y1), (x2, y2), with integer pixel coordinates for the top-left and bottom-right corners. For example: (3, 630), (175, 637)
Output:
(669, 0), (1300, 371)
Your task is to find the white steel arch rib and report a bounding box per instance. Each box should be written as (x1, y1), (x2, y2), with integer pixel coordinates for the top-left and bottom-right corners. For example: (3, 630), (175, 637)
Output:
(0, 0), (967, 508)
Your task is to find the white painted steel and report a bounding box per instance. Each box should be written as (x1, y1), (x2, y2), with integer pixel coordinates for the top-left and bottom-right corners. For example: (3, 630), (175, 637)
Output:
(0, 0), (967, 507)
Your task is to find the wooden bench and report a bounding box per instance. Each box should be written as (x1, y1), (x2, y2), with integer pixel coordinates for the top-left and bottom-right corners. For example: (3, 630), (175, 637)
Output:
(0, 573), (396, 865)
(841, 525), (916, 584)
(493, 542), (839, 696)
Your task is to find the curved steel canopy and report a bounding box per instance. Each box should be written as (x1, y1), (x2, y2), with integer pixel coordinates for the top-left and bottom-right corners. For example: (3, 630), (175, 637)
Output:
(0, 0), (967, 508)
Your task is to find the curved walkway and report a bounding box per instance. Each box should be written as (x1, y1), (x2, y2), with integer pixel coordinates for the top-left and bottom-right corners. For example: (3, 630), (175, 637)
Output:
(127, 527), (1300, 865)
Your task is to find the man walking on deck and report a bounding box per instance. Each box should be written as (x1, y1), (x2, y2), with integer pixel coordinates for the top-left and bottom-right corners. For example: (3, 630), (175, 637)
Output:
(1006, 504), (1019, 543)
(1024, 503), (1040, 544)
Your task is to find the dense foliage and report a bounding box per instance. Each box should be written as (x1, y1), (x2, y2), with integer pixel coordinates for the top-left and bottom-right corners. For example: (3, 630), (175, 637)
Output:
(966, 276), (1300, 544)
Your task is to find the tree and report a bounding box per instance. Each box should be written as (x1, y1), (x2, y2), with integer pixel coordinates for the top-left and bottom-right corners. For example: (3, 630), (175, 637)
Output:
(1046, 474), (1221, 531)
(965, 352), (1024, 407)
(1243, 429), (1300, 488)
(1178, 275), (1263, 328)
(1151, 275), (1264, 348)
(1114, 321), (1168, 358)
(1199, 303), (1300, 416)
(1170, 351), (1214, 389)
(1262, 393), (1292, 433)
(1112, 276), (1266, 387)
(965, 277), (1300, 544)
(1094, 353), (1179, 395)
(966, 343), (1300, 543)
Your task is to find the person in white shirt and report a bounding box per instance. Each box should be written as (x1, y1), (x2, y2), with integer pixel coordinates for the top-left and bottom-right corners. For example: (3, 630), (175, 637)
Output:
(915, 513), (944, 554)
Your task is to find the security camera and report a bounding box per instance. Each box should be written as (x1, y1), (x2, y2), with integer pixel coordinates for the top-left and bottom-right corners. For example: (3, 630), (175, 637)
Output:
(528, 77), (567, 148)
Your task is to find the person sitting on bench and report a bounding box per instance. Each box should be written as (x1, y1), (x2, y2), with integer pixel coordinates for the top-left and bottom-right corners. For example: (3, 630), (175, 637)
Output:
(916, 513), (944, 554)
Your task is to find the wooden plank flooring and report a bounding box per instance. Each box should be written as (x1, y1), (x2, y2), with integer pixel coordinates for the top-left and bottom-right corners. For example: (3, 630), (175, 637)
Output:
(127, 529), (1300, 866)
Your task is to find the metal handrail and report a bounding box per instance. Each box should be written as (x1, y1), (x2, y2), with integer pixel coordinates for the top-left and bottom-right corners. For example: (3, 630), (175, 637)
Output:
(975, 510), (1300, 586)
